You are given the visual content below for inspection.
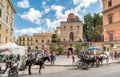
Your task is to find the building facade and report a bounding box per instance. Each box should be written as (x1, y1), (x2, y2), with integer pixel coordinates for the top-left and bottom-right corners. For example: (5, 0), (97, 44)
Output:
(17, 35), (33, 50)
(55, 13), (83, 53)
(102, 0), (120, 41)
(0, 0), (15, 45)
(33, 31), (53, 50)
(56, 13), (83, 42)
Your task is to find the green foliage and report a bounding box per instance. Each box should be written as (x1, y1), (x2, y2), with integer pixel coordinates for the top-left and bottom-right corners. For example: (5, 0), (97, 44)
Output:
(51, 34), (58, 43)
(83, 13), (103, 42)
(57, 46), (64, 55)
(74, 42), (82, 54)
(50, 43), (57, 52)
(21, 55), (26, 65)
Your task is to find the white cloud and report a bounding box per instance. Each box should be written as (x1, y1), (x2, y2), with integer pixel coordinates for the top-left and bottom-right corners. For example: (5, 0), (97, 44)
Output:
(45, 18), (60, 28)
(51, 5), (65, 19)
(17, 0), (30, 8)
(45, 5), (83, 28)
(20, 8), (43, 24)
(42, 1), (47, 7)
(73, 0), (98, 8)
(15, 26), (42, 35)
(42, 1), (51, 14)
(44, 8), (51, 14)
(45, 0), (99, 29)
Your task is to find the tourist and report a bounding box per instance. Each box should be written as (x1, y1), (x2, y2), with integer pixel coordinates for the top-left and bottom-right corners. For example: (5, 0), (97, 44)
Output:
(50, 52), (55, 65)
(72, 54), (75, 65)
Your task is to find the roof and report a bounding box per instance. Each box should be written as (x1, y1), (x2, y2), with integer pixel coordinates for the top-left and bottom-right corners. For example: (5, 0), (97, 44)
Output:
(68, 13), (75, 19)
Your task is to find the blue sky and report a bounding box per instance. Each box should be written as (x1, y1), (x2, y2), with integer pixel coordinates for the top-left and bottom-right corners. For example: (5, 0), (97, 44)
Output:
(11, 0), (102, 38)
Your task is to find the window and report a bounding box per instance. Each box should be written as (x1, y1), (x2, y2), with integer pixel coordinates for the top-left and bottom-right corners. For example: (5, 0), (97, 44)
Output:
(27, 38), (29, 41)
(36, 40), (38, 43)
(19, 42), (21, 45)
(6, 37), (7, 43)
(19, 38), (21, 41)
(70, 26), (73, 30)
(0, 9), (2, 17)
(0, 3), (3, 17)
(0, 24), (1, 29)
(108, 32), (113, 41)
(108, 15), (112, 24)
(6, 13), (8, 23)
(77, 26), (80, 29)
(47, 40), (49, 43)
(23, 42), (25, 46)
(63, 26), (66, 30)
(108, 0), (112, 7)
(23, 38), (25, 41)
(10, 17), (13, 27)
(0, 34), (1, 42)
(27, 42), (29, 45)
(63, 39), (65, 42)
(42, 40), (44, 43)
(31, 38), (33, 41)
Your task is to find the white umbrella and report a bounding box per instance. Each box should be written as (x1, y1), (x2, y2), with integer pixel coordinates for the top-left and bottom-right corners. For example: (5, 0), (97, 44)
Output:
(0, 42), (18, 50)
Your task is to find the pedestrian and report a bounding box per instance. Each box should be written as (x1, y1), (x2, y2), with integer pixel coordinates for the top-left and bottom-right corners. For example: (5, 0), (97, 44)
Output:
(67, 51), (70, 58)
(72, 54), (75, 65)
(114, 51), (117, 60)
(50, 52), (55, 65)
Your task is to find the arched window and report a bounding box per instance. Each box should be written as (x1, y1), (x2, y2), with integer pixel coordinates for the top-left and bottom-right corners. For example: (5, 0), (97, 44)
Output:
(42, 40), (44, 43)
(63, 39), (65, 42)
(36, 40), (38, 43)
(77, 25), (79, 28)
(69, 32), (74, 41)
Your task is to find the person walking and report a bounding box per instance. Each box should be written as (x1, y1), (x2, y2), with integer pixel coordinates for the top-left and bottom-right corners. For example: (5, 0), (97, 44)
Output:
(50, 52), (55, 65)
(72, 54), (75, 65)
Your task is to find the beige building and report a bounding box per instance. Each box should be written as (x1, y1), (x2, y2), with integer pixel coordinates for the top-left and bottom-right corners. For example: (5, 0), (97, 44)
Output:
(33, 31), (53, 50)
(56, 13), (83, 42)
(17, 35), (33, 50)
(0, 0), (16, 46)
(102, 0), (120, 41)
(55, 13), (83, 53)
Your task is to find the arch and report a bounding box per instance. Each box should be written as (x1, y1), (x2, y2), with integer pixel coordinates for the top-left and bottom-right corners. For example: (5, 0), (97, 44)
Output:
(69, 32), (74, 41)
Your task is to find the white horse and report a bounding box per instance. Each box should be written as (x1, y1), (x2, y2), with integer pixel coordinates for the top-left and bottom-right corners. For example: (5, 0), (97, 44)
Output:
(100, 53), (109, 64)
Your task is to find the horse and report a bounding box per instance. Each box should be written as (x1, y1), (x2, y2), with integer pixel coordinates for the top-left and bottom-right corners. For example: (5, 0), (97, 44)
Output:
(25, 56), (50, 75)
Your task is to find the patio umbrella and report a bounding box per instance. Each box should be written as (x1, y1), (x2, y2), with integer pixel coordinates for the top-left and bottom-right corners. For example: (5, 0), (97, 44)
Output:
(87, 45), (99, 51)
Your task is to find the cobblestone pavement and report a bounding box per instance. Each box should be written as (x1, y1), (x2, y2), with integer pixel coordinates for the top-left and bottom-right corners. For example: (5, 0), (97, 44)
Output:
(0, 55), (119, 77)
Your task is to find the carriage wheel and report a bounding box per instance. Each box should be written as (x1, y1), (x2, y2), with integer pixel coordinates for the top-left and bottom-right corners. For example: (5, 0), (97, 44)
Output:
(8, 70), (18, 77)
(76, 60), (82, 68)
(81, 62), (88, 69)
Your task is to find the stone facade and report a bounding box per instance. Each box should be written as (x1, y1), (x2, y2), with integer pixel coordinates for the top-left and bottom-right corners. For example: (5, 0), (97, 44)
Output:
(102, 0), (120, 41)
(0, 0), (15, 46)
(33, 31), (54, 50)
(55, 13), (83, 53)
(56, 13), (83, 42)
(17, 35), (33, 49)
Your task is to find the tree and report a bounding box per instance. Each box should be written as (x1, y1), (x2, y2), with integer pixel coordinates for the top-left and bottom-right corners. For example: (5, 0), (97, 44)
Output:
(74, 42), (82, 54)
(83, 13), (103, 42)
(57, 46), (64, 55)
(50, 43), (57, 53)
(51, 34), (58, 43)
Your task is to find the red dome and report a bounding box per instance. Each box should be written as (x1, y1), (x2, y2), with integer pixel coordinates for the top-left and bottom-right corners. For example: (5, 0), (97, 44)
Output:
(68, 13), (75, 19)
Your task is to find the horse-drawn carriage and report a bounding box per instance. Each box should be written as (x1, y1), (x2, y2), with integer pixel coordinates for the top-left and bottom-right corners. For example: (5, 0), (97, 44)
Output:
(0, 60), (19, 77)
(76, 52), (105, 69)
